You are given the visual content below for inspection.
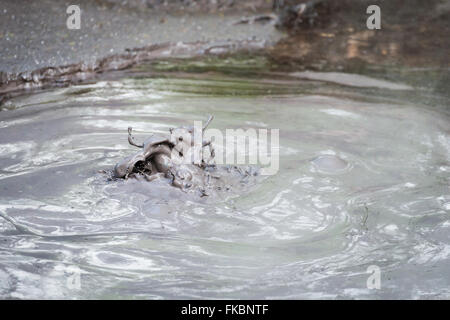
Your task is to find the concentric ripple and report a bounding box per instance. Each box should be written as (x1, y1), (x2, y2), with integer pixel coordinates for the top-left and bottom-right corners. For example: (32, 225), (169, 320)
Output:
(0, 62), (449, 299)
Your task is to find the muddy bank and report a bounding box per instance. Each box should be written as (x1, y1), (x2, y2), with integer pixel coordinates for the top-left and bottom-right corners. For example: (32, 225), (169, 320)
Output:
(0, 0), (280, 95)
(270, 0), (449, 64)
(1, 0), (449, 98)
(267, 0), (450, 97)
(0, 39), (270, 96)
(102, 0), (272, 13)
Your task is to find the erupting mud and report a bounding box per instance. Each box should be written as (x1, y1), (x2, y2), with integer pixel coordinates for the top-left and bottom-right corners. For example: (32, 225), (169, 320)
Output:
(109, 115), (260, 198)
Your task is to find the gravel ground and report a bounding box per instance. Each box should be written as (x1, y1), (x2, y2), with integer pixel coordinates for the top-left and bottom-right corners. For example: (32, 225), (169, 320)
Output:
(0, 0), (281, 75)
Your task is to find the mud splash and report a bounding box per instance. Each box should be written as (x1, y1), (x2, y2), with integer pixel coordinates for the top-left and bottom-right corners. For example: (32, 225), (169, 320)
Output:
(110, 115), (262, 199)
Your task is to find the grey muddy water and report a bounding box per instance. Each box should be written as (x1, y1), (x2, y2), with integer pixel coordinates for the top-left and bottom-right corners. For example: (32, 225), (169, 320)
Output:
(0, 56), (449, 299)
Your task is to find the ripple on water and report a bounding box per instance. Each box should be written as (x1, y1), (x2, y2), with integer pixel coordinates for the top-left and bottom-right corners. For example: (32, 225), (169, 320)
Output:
(0, 66), (449, 299)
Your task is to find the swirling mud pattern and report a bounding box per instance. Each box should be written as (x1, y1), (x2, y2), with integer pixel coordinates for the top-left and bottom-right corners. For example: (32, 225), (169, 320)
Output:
(0, 58), (449, 299)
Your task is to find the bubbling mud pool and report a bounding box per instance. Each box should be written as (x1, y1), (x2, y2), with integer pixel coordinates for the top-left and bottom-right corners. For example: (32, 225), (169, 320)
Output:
(0, 57), (449, 299)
